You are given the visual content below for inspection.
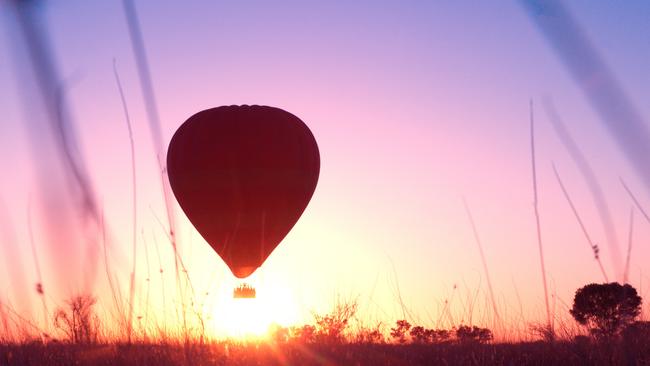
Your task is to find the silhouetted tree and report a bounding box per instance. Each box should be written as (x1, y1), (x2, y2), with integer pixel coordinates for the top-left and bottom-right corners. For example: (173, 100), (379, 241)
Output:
(455, 325), (493, 344)
(570, 282), (642, 339)
(390, 320), (411, 344)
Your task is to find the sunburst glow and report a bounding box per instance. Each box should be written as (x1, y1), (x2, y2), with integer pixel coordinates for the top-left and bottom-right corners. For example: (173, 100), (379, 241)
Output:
(209, 277), (300, 339)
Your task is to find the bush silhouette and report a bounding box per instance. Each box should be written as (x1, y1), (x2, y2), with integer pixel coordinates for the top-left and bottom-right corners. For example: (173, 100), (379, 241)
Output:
(622, 320), (650, 340)
(455, 325), (493, 344)
(313, 298), (358, 343)
(408, 326), (451, 344)
(53, 295), (99, 344)
(428, 329), (452, 344)
(409, 326), (428, 343)
(570, 282), (642, 339)
(290, 324), (316, 343)
(354, 323), (385, 344)
(269, 324), (290, 343)
(390, 320), (411, 344)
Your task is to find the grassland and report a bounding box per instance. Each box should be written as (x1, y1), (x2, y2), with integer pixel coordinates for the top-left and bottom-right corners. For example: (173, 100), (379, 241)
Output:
(2, 337), (650, 366)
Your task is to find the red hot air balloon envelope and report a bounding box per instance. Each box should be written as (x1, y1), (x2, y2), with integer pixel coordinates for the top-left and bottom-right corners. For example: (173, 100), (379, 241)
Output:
(167, 105), (320, 287)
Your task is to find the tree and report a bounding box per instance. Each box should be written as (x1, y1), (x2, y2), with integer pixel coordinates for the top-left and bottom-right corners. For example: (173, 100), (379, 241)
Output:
(570, 282), (642, 339)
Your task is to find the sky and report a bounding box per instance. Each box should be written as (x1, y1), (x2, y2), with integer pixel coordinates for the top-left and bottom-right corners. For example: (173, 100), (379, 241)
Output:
(0, 0), (649, 340)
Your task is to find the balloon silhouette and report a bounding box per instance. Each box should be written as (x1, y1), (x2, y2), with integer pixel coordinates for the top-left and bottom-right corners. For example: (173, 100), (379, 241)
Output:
(167, 105), (320, 279)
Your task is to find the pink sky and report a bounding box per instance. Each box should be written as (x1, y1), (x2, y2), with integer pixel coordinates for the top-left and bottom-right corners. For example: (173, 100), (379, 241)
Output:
(0, 1), (649, 339)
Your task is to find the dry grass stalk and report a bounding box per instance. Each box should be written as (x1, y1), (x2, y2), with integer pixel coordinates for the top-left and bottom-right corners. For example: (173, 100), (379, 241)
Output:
(27, 199), (48, 335)
(544, 99), (622, 279)
(122, 0), (187, 339)
(624, 208), (634, 284)
(112, 59), (139, 344)
(462, 198), (501, 327)
(529, 100), (552, 332)
(551, 163), (608, 282)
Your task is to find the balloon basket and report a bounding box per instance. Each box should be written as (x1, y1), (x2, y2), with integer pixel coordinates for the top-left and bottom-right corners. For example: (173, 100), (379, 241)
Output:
(233, 283), (256, 299)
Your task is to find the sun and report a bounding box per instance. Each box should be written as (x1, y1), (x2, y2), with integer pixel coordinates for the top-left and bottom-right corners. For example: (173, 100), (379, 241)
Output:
(210, 277), (300, 339)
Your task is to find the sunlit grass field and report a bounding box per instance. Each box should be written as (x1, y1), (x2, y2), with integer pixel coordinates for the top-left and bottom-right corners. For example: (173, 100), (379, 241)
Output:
(1, 292), (649, 365)
(1, 332), (649, 365)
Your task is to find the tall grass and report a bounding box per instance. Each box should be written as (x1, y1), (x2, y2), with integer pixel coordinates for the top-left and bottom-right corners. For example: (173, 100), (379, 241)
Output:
(152, 233), (168, 337)
(27, 199), (48, 336)
(521, 0), (650, 193)
(121, 0), (179, 257)
(10, 0), (103, 294)
(142, 232), (152, 340)
(112, 59), (138, 344)
(620, 178), (650, 225)
(620, 180), (650, 294)
(121, 0), (194, 344)
(100, 210), (126, 332)
(388, 258), (413, 323)
(461, 198), (500, 328)
(0, 200), (32, 327)
(551, 163), (608, 282)
(529, 100), (552, 333)
(623, 208), (634, 284)
(544, 99), (622, 279)
(435, 285), (457, 329)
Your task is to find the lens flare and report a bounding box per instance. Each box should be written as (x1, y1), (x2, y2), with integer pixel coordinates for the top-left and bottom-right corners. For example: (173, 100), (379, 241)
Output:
(210, 277), (299, 339)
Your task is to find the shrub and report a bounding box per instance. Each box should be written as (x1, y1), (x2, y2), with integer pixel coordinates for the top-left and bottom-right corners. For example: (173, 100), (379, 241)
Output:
(427, 329), (452, 344)
(290, 324), (316, 343)
(455, 325), (493, 344)
(390, 320), (411, 344)
(622, 321), (650, 347)
(529, 323), (555, 342)
(313, 298), (358, 344)
(53, 294), (99, 344)
(409, 326), (451, 344)
(354, 322), (385, 344)
(573, 335), (591, 345)
(409, 326), (428, 343)
(269, 324), (290, 343)
(570, 282), (642, 339)
(361, 328), (384, 344)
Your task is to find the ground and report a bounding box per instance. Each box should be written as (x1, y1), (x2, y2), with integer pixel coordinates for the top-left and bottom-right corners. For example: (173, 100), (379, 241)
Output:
(2, 339), (650, 366)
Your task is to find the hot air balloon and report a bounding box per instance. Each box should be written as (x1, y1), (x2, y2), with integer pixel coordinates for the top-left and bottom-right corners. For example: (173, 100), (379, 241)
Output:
(167, 105), (320, 297)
